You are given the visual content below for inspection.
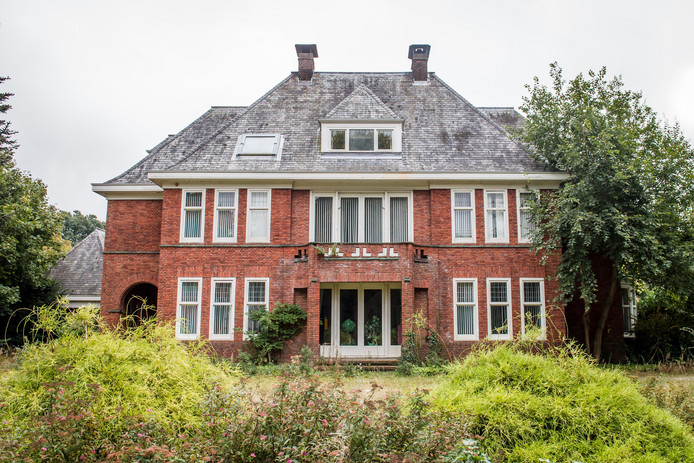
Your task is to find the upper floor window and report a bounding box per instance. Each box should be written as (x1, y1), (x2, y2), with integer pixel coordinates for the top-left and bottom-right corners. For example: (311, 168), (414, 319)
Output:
(181, 190), (204, 243)
(520, 279), (545, 339)
(487, 278), (512, 340)
(321, 123), (402, 153)
(214, 190), (238, 242)
(621, 285), (636, 338)
(246, 190), (271, 243)
(453, 278), (478, 341)
(235, 134), (282, 156)
(311, 192), (412, 243)
(517, 191), (537, 243)
(177, 278), (202, 340)
(452, 190), (475, 243)
(485, 190), (508, 243)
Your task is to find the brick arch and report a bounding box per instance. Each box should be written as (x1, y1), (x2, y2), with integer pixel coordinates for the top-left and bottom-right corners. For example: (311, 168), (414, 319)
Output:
(120, 281), (158, 327)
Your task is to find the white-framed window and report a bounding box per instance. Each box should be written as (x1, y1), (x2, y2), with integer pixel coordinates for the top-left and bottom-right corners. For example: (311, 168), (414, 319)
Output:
(487, 278), (512, 340)
(484, 190), (508, 243)
(176, 278), (202, 340)
(310, 192), (412, 243)
(517, 191), (537, 243)
(246, 190), (271, 243)
(209, 278), (235, 340)
(453, 278), (478, 341)
(520, 278), (545, 339)
(235, 134), (283, 156)
(621, 284), (637, 338)
(213, 190), (238, 242)
(320, 123), (402, 153)
(180, 190), (205, 243)
(244, 278), (269, 338)
(452, 190), (476, 243)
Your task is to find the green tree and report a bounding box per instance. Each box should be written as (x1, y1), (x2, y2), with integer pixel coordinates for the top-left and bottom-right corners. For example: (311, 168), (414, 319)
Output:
(0, 76), (66, 344)
(61, 210), (104, 245)
(520, 64), (694, 360)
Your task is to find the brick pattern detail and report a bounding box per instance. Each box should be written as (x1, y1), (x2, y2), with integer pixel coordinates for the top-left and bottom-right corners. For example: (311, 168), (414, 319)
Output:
(100, 187), (600, 359)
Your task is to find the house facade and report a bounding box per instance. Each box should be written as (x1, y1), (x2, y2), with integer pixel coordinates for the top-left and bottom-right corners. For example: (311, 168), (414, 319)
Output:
(94, 44), (583, 360)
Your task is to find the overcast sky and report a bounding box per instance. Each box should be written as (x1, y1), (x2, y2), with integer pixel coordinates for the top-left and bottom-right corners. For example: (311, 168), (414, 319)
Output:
(2, 0), (693, 221)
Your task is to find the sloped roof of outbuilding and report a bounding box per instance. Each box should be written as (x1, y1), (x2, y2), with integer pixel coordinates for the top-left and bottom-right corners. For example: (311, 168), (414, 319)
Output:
(49, 229), (105, 297)
(102, 71), (552, 185)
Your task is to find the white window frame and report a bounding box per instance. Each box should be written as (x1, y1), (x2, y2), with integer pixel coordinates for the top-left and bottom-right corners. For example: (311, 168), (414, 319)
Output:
(180, 189), (205, 243)
(320, 122), (403, 153)
(487, 278), (512, 340)
(517, 190), (537, 244)
(209, 278), (236, 341)
(176, 277), (202, 340)
(244, 278), (270, 340)
(484, 189), (509, 243)
(246, 189), (271, 243)
(453, 278), (479, 341)
(621, 284), (637, 338)
(308, 192), (413, 243)
(213, 189), (238, 243)
(520, 278), (545, 339)
(234, 134), (283, 157)
(451, 189), (476, 244)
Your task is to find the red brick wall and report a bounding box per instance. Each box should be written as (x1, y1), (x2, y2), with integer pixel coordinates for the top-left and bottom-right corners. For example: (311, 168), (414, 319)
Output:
(102, 187), (576, 359)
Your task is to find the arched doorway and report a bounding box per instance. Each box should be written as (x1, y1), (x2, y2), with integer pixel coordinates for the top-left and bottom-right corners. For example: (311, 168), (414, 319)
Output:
(121, 283), (158, 327)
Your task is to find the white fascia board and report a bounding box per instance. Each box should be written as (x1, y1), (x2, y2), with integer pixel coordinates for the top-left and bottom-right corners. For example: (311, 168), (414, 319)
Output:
(92, 183), (164, 200)
(147, 171), (569, 185)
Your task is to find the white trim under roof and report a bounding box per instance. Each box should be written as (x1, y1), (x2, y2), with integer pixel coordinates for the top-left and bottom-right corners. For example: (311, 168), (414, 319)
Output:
(92, 183), (163, 200)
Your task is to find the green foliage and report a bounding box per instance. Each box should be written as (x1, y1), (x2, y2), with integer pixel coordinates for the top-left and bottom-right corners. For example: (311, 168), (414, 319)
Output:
(246, 302), (307, 363)
(397, 313), (448, 375)
(0, 77), (66, 344)
(640, 375), (694, 430)
(432, 343), (694, 462)
(60, 210), (104, 245)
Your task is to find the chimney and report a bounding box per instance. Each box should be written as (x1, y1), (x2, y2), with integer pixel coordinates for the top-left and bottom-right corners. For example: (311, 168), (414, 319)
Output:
(295, 44), (318, 81)
(408, 44), (431, 82)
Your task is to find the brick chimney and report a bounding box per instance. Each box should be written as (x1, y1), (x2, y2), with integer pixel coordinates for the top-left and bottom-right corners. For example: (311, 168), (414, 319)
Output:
(408, 44), (431, 82)
(295, 44), (318, 81)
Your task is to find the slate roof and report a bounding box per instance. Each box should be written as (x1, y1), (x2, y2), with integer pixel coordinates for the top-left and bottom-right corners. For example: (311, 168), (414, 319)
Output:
(477, 107), (525, 131)
(49, 229), (105, 297)
(104, 72), (549, 185)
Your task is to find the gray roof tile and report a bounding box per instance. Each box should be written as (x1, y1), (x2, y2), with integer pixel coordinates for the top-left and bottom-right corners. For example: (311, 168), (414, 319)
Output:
(49, 229), (105, 296)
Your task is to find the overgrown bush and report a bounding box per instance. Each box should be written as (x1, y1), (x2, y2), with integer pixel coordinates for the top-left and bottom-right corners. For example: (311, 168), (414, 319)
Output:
(247, 302), (307, 363)
(432, 343), (694, 462)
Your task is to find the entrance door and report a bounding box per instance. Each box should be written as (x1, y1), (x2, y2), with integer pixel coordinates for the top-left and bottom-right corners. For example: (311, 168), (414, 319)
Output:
(319, 284), (402, 358)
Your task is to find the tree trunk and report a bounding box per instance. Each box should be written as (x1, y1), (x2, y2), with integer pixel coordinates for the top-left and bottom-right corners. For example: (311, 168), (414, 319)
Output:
(592, 265), (619, 361)
(583, 303), (592, 357)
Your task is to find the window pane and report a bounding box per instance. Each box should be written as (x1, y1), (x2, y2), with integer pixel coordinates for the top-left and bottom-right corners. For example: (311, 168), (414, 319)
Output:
(319, 288), (332, 345)
(315, 197), (333, 242)
(341, 198), (358, 242)
(249, 191), (268, 208)
(623, 307), (633, 333)
(391, 289), (402, 346)
(520, 210), (535, 240)
(457, 305), (475, 336)
(184, 210), (201, 238)
(217, 210), (235, 238)
(339, 289), (358, 346)
(488, 210), (506, 239)
(390, 197), (408, 242)
(180, 304), (198, 335)
(331, 130), (345, 150)
(490, 282), (508, 303)
(365, 197), (382, 243)
(214, 283), (232, 303)
(524, 305), (542, 330)
(523, 282), (541, 303)
(185, 192), (202, 208)
(249, 210), (268, 239)
(242, 136), (277, 154)
(519, 192), (534, 208)
(491, 305), (508, 334)
(213, 305), (230, 335)
(180, 282), (199, 303)
(247, 305), (263, 332)
(218, 191), (236, 207)
(349, 129), (374, 151)
(457, 282), (474, 303)
(364, 289), (382, 346)
(455, 192), (471, 208)
(455, 209), (473, 238)
(248, 282), (266, 303)
(488, 192), (505, 208)
(377, 130), (392, 149)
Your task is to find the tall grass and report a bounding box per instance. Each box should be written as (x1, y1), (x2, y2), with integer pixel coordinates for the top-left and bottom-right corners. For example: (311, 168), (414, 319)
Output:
(432, 343), (694, 462)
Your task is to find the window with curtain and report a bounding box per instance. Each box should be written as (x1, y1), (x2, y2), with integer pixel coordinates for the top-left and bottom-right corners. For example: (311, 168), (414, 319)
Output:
(452, 190), (474, 242)
(247, 190), (270, 242)
(518, 192), (536, 242)
(210, 279), (234, 339)
(181, 191), (204, 241)
(521, 279), (544, 337)
(177, 279), (201, 339)
(215, 190), (237, 241)
(245, 279), (268, 333)
(454, 279), (477, 340)
(389, 197), (408, 242)
(314, 196), (333, 243)
(485, 191), (507, 242)
(488, 279), (511, 338)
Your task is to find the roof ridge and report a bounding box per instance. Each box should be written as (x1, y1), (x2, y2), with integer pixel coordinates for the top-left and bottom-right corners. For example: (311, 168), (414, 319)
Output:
(165, 74), (294, 172)
(324, 83), (399, 120)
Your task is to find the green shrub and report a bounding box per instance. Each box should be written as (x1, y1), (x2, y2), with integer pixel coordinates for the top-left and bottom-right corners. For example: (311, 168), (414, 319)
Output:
(432, 343), (694, 463)
(247, 302), (307, 363)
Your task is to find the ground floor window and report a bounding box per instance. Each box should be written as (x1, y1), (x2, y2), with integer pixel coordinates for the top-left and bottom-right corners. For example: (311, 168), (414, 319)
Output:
(210, 278), (235, 340)
(244, 278), (269, 337)
(520, 279), (545, 339)
(453, 279), (478, 340)
(319, 283), (401, 358)
(177, 278), (202, 340)
(622, 284), (636, 337)
(487, 279), (512, 340)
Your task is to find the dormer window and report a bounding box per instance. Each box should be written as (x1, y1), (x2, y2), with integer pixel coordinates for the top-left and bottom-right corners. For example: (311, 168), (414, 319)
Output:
(321, 122), (402, 153)
(235, 134), (282, 156)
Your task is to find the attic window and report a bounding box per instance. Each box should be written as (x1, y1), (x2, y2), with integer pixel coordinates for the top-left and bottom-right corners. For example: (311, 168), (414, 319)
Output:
(322, 123), (401, 153)
(236, 134), (282, 156)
